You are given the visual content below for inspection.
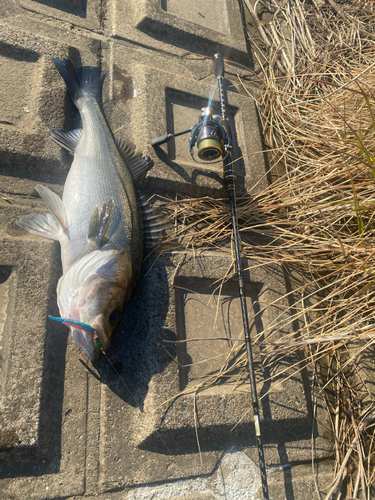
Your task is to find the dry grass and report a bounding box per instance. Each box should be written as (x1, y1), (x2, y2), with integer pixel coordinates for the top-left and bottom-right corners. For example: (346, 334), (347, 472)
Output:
(158, 0), (375, 497)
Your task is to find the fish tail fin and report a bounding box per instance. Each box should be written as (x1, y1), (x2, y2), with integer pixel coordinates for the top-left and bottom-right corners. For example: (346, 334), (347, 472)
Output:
(53, 58), (104, 104)
(76, 66), (104, 101)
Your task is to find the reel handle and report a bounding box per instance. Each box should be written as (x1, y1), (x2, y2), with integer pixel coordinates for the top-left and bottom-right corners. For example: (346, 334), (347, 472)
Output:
(151, 127), (193, 148)
(151, 134), (172, 147)
(213, 54), (224, 79)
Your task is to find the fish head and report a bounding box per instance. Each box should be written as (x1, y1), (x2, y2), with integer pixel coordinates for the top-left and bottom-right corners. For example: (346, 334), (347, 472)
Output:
(57, 248), (135, 361)
(81, 277), (131, 351)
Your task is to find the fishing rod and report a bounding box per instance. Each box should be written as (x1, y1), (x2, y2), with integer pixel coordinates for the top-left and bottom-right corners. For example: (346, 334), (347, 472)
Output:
(213, 54), (269, 500)
(151, 54), (269, 499)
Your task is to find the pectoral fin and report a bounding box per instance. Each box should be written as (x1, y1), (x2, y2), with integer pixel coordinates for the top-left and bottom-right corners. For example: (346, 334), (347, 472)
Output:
(115, 135), (154, 183)
(88, 200), (114, 247)
(48, 128), (82, 154)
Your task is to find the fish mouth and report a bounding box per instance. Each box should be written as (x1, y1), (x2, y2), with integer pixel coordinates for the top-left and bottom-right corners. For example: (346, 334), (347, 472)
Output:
(91, 314), (110, 351)
(71, 327), (101, 362)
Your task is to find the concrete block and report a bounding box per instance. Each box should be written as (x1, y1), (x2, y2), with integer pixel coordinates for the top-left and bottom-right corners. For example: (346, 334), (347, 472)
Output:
(71, 457), (334, 499)
(0, 26), (101, 197)
(0, 233), (59, 458)
(109, 0), (249, 65)
(18, 0), (103, 31)
(144, 75), (266, 197)
(0, 213), (90, 498)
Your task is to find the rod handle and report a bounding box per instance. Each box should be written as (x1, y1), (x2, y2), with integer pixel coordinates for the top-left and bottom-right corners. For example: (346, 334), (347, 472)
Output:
(213, 54), (224, 79)
(151, 134), (171, 147)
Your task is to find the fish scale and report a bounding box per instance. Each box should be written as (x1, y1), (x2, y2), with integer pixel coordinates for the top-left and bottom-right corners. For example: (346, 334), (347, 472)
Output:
(61, 96), (142, 271)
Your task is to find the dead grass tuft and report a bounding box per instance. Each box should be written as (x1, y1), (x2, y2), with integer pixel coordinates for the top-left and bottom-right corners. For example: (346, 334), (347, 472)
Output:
(158, 1), (375, 496)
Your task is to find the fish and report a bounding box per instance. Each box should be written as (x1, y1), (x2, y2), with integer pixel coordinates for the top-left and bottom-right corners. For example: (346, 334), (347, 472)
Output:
(17, 59), (168, 361)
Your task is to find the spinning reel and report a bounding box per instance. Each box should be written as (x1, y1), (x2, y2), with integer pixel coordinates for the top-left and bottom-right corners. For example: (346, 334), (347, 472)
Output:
(188, 107), (232, 163)
(151, 107), (232, 163)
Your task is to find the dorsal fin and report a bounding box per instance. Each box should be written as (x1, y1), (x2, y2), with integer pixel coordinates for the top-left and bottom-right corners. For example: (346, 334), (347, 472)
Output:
(115, 135), (154, 183)
(48, 128), (82, 154)
(139, 195), (171, 247)
(115, 135), (137, 159)
(87, 200), (114, 247)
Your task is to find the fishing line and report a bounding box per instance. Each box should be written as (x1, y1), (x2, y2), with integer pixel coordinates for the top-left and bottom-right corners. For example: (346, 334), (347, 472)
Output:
(100, 349), (173, 456)
(49, 315), (173, 455)
(100, 349), (145, 413)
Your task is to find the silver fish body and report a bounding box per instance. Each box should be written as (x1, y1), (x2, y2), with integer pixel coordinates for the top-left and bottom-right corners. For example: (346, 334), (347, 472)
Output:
(61, 95), (142, 272)
(17, 59), (153, 361)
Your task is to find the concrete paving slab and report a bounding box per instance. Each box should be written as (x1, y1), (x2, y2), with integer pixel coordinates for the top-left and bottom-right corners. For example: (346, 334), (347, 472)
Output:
(110, 0), (249, 65)
(0, 25), (101, 198)
(83, 251), (331, 493)
(63, 455), (334, 500)
(0, 340), (89, 499)
(0, 234), (58, 457)
(0, 229), (86, 498)
(18, 0), (103, 31)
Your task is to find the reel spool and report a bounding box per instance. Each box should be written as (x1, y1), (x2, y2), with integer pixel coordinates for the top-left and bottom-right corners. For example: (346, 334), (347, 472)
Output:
(195, 122), (222, 161)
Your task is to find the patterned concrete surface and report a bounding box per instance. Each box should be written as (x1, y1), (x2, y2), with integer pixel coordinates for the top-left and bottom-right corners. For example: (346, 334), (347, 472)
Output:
(0, 1), (333, 499)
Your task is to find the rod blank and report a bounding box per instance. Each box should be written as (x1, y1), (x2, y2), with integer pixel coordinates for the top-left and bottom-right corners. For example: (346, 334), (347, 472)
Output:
(214, 53), (270, 500)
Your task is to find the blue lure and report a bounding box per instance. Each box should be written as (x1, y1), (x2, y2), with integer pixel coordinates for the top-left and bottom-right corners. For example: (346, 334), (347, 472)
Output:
(48, 315), (101, 349)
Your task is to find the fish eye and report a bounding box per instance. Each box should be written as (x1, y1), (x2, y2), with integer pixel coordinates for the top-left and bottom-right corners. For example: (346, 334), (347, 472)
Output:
(109, 308), (120, 325)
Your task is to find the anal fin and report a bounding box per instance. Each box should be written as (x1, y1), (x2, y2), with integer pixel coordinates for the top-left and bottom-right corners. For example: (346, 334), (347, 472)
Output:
(16, 212), (62, 240)
(36, 184), (68, 231)
(48, 128), (82, 154)
(16, 184), (68, 240)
